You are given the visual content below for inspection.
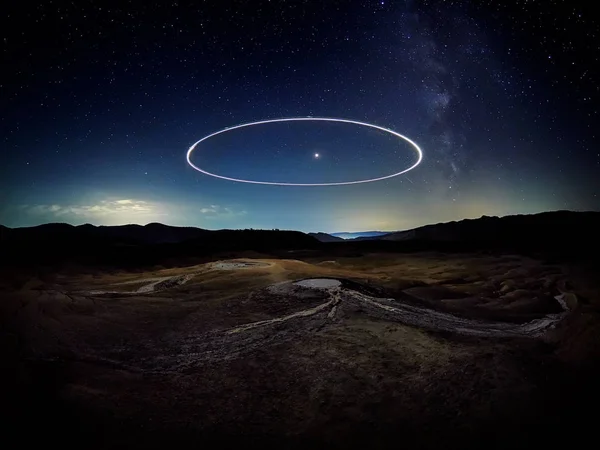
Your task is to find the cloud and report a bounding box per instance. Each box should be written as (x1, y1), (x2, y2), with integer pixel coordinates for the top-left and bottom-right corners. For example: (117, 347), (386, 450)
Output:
(20, 199), (247, 226)
(199, 204), (247, 219)
(23, 199), (166, 224)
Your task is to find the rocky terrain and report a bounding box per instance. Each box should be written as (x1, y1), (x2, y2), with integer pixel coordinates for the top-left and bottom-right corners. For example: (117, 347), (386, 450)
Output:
(2, 251), (599, 449)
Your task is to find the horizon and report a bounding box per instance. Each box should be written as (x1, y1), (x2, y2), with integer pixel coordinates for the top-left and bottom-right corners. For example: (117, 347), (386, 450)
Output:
(3, 208), (596, 235)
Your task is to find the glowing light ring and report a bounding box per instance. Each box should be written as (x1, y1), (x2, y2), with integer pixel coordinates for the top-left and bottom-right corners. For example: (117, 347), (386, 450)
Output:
(186, 117), (423, 186)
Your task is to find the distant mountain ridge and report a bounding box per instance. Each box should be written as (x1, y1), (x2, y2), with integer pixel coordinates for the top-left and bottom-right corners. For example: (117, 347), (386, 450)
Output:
(375, 211), (600, 245)
(2, 210), (599, 267)
(309, 231), (394, 242)
(331, 231), (391, 240)
(0, 223), (320, 267)
(2, 222), (211, 244)
(308, 232), (344, 242)
(0, 222), (318, 245)
(308, 211), (600, 251)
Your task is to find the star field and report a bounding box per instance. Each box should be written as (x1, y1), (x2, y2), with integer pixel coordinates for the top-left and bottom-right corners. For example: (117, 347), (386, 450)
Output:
(2, 0), (599, 232)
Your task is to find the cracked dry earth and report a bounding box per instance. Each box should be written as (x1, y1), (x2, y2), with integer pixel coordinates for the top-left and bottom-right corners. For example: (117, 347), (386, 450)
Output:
(145, 276), (568, 373)
(71, 258), (569, 372)
(4, 254), (596, 449)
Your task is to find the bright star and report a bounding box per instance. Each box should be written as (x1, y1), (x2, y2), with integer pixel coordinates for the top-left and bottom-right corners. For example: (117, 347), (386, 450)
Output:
(314, 153), (320, 159)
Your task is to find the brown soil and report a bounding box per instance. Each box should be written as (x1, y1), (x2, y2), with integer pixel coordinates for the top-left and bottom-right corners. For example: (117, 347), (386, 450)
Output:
(2, 253), (600, 449)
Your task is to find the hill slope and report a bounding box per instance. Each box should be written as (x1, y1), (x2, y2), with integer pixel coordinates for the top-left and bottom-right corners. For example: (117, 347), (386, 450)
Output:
(0, 223), (320, 267)
(308, 232), (345, 242)
(377, 211), (600, 248)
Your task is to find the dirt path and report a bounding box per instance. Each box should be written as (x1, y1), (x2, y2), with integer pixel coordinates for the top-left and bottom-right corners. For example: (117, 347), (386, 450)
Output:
(143, 280), (569, 372)
(87, 273), (196, 295)
(341, 288), (568, 338)
(226, 297), (337, 334)
(222, 281), (568, 339)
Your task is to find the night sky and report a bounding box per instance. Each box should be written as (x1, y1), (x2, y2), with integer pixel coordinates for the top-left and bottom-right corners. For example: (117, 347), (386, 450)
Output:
(2, 0), (599, 232)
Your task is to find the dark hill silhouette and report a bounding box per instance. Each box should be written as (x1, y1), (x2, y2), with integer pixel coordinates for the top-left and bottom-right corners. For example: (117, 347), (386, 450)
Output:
(308, 232), (345, 242)
(321, 210), (600, 260)
(377, 211), (600, 247)
(331, 231), (390, 240)
(2, 210), (599, 268)
(1, 222), (210, 245)
(0, 223), (319, 268)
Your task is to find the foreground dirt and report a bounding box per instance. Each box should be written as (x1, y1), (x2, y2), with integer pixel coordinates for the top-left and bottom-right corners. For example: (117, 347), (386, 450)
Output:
(2, 253), (600, 449)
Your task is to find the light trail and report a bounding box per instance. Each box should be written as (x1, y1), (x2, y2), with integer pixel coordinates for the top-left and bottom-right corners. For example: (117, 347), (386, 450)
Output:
(186, 117), (423, 186)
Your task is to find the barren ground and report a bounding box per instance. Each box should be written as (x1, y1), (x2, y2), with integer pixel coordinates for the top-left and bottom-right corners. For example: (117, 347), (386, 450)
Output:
(2, 252), (600, 449)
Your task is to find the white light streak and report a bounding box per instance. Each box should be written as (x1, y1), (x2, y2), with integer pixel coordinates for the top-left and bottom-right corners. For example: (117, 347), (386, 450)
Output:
(186, 117), (423, 186)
